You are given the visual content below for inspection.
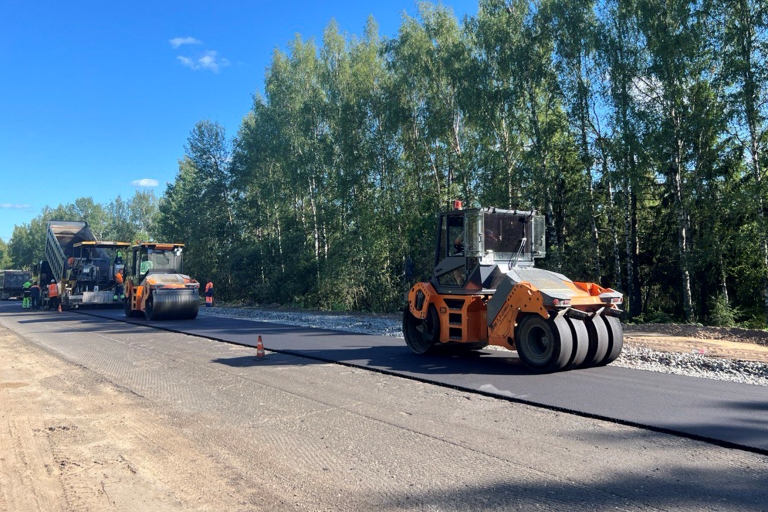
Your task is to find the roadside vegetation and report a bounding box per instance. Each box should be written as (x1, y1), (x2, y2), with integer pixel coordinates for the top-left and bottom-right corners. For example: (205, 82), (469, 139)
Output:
(5, 0), (768, 327)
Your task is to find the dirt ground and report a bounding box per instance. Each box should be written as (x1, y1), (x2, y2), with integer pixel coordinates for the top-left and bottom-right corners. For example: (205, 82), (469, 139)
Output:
(0, 327), (243, 511)
(623, 323), (768, 364)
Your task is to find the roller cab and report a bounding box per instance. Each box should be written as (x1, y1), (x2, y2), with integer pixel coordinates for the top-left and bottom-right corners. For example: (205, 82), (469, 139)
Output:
(124, 242), (199, 320)
(403, 205), (623, 373)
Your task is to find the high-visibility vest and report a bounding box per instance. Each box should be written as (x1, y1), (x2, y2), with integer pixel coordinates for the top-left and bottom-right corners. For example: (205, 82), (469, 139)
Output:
(48, 283), (58, 297)
(205, 282), (213, 294)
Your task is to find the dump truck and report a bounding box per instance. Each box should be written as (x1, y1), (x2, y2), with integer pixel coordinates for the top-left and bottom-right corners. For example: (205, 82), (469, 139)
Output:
(123, 242), (199, 320)
(403, 204), (623, 373)
(42, 220), (129, 309)
(0, 270), (32, 300)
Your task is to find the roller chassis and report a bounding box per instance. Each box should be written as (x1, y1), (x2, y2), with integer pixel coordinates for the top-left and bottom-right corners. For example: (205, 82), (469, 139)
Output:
(404, 284), (623, 373)
(125, 278), (199, 320)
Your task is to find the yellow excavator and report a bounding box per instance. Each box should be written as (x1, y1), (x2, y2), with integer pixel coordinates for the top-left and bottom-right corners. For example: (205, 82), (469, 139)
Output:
(404, 204), (623, 373)
(123, 242), (199, 320)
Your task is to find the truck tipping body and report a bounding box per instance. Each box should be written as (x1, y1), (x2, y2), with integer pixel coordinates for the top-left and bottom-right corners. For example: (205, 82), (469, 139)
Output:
(45, 221), (95, 284)
(0, 270), (32, 300)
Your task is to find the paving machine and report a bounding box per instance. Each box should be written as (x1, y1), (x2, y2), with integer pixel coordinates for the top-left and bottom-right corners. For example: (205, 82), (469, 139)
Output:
(66, 241), (131, 305)
(123, 242), (199, 320)
(43, 221), (129, 309)
(404, 204), (624, 373)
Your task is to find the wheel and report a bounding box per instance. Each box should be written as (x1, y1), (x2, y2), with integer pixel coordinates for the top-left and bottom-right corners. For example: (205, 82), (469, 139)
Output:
(565, 317), (589, 368)
(144, 294), (156, 321)
(583, 315), (610, 367)
(598, 315), (624, 365)
(403, 305), (439, 355)
(124, 297), (141, 318)
(515, 314), (573, 373)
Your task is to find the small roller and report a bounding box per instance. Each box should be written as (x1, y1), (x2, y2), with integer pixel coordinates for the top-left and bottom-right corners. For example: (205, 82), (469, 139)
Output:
(123, 242), (201, 321)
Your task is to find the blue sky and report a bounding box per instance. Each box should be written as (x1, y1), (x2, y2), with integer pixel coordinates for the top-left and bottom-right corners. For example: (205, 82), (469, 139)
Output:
(0, 0), (478, 243)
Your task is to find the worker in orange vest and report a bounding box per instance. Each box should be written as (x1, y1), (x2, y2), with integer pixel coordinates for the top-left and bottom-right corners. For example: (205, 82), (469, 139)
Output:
(204, 280), (214, 307)
(114, 268), (124, 300)
(47, 280), (59, 311)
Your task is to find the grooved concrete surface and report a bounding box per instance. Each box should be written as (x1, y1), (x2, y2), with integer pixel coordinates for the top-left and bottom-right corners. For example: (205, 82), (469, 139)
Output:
(2, 303), (768, 511)
(86, 306), (768, 453)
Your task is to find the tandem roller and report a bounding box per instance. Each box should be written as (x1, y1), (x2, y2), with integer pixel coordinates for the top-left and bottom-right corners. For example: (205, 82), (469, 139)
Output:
(123, 242), (200, 321)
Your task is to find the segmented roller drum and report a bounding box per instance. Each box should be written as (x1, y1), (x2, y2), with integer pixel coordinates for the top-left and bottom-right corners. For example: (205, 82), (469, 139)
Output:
(599, 316), (624, 366)
(564, 317), (589, 368)
(403, 305), (439, 355)
(515, 315), (573, 373)
(144, 289), (199, 320)
(583, 315), (610, 367)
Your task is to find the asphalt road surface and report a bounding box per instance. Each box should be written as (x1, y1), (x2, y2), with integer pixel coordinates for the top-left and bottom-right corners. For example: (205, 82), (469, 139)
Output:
(76, 305), (768, 454)
(2, 302), (768, 511)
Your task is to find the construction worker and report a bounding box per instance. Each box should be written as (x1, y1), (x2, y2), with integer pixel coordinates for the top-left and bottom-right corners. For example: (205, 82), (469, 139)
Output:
(205, 280), (214, 307)
(47, 280), (59, 311)
(114, 268), (124, 300)
(484, 229), (498, 251)
(30, 281), (41, 310)
(22, 278), (32, 309)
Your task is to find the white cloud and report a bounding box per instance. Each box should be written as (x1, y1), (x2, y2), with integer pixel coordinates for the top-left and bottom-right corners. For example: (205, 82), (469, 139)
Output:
(0, 203), (30, 209)
(170, 36), (202, 49)
(177, 50), (230, 73)
(132, 178), (159, 187)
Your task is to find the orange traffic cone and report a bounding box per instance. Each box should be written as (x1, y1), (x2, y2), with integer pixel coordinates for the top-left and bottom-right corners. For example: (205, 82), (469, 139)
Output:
(57, 303), (62, 313)
(256, 335), (265, 358)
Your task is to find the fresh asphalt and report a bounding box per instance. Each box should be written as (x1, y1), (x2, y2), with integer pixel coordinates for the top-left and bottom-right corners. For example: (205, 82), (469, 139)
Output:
(6, 302), (767, 454)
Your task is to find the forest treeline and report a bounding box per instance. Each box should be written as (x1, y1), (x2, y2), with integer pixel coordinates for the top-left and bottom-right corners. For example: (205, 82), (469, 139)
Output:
(3, 193), (158, 271)
(6, 0), (768, 326)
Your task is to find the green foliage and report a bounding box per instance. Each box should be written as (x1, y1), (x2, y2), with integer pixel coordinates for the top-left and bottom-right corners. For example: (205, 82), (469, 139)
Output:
(633, 310), (674, 324)
(9, 1), (768, 319)
(151, 0), (768, 316)
(708, 295), (741, 328)
(0, 238), (11, 268)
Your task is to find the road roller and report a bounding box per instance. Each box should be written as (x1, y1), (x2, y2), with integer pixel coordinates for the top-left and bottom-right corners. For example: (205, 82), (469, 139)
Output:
(404, 203), (624, 373)
(124, 242), (199, 320)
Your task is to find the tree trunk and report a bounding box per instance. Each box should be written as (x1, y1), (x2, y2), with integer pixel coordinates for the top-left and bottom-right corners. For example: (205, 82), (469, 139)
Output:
(671, 131), (694, 322)
(607, 176), (622, 291)
(625, 184), (642, 318)
(309, 176), (321, 284)
(276, 206), (285, 274)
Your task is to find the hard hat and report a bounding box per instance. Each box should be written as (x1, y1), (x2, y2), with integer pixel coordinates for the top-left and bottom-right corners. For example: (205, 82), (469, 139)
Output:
(51, 279), (55, 283)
